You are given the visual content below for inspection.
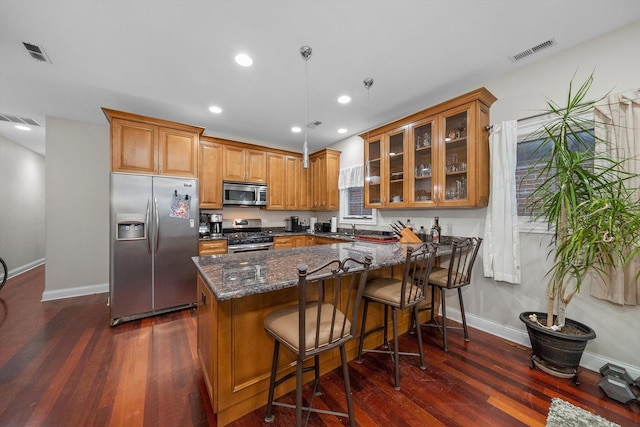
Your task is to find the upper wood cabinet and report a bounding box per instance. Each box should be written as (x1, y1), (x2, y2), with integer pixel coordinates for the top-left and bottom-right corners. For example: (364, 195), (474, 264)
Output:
(363, 125), (409, 208)
(266, 152), (286, 210)
(222, 144), (267, 183)
(199, 136), (223, 209)
(362, 88), (495, 209)
(103, 108), (203, 178)
(267, 151), (308, 210)
(309, 149), (340, 211)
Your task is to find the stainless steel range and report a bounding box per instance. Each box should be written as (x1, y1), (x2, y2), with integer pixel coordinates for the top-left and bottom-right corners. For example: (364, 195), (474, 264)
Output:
(224, 218), (274, 254)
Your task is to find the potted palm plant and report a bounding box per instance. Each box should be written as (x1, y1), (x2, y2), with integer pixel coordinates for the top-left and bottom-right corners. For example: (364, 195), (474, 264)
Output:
(519, 74), (640, 382)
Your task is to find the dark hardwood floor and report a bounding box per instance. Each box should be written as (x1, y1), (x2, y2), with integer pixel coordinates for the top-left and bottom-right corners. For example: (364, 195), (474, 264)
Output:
(1, 265), (638, 426)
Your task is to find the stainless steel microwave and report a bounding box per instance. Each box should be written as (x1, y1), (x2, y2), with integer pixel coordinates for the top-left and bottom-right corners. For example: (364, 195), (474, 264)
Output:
(223, 181), (268, 206)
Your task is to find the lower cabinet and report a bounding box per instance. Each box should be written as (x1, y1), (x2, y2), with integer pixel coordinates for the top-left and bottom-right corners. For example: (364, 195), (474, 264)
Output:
(273, 235), (311, 249)
(199, 240), (228, 255)
(197, 276), (216, 409)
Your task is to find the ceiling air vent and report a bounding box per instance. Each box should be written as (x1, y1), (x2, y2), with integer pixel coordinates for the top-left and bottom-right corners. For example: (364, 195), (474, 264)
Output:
(22, 41), (52, 63)
(0, 113), (43, 127)
(307, 121), (322, 129)
(509, 38), (556, 63)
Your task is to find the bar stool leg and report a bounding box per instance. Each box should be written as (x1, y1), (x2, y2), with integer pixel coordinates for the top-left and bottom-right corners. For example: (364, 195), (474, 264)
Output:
(440, 288), (448, 352)
(413, 305), (426, 370)
(458, 288), (469, 341)
(265, 341), (280, 422)
(391, 307), (400, 390)
(340, 345), (356, 427)
(356, 300), (369, 363)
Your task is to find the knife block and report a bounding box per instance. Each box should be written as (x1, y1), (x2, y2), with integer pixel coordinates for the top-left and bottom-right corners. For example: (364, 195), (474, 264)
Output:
(398, 227), (422, 243)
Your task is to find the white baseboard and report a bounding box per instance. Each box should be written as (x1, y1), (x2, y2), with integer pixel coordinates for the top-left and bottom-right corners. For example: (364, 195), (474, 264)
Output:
(6, 258), (45, 279)
(41, 282), (109, 301)
(446, 308), (640, 379)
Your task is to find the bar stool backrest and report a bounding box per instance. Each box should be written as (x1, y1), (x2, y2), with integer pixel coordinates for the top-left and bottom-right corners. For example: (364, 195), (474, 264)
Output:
(444, 237), (482, 289)
(400, 242), (438, 310)
(295, 255), (373, 360)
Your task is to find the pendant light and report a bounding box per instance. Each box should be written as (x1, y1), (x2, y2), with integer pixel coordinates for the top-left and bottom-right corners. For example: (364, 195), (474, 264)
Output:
(363, 77), (374, 180)
(300, 46), (312, 168)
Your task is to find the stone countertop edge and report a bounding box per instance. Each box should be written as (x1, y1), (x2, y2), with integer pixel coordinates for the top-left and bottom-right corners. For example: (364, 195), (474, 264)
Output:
(193, 241), (454, 301)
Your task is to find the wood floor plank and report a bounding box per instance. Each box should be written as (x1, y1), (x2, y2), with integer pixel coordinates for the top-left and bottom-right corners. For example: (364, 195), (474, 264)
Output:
(1, 265), (640, 427)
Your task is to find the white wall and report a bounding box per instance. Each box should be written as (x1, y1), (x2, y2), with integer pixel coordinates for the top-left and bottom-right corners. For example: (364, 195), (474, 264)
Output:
(0, 135), (45, 276)
(43, 117), (110, 300)
(331, 21), (640, 376)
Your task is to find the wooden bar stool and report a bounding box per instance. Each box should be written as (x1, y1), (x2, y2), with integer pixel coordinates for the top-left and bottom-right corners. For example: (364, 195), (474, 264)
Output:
(356, 243), (438, 390)
(422, 237), (482, 352)
(264, 255), (373, 427)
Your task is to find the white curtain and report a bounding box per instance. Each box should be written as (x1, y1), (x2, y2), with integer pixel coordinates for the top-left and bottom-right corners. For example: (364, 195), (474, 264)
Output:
(338, 164), (364, 190)
(590, 90), (640, 305)
(483, 121), (521, 284)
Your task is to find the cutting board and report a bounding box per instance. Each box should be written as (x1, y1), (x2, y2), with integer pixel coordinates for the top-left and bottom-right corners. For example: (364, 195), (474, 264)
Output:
(353, 234), (399, 243)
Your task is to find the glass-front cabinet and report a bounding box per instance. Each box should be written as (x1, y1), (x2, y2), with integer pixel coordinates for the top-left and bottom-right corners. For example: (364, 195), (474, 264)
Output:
(440, 106), (471, 206)
(409, 117), (436, 207)
(364, 126), (408, 207)
(363, 87), (496, 209)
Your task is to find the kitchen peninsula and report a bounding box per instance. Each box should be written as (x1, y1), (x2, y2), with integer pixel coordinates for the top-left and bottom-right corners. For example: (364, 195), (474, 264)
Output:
(192, 239), (452, 425)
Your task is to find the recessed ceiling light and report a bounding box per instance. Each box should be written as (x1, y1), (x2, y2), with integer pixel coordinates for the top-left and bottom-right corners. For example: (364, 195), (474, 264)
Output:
(337, 128), (347, 134)
(291, 126), (302, 133)
(337, 95), (351, 104)
(235, 53), (253, 67)
(208, 106), (222, 114)
(15, 124), (31, 131)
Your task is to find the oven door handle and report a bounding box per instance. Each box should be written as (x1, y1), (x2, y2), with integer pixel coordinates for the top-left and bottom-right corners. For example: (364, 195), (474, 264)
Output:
(228, 243), (273, 253)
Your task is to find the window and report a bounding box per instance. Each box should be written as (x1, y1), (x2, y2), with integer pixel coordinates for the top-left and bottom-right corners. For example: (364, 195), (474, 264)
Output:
(516, 114), (594, 229)
(339, 186), (376, 225)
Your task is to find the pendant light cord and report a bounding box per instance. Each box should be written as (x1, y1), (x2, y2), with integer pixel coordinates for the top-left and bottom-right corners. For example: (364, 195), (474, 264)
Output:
(303, 56), (309, 168)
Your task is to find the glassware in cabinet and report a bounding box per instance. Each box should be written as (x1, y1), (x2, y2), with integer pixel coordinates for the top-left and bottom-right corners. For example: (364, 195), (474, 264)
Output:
(387, 129), (406, 205)
(442, 110), (469, 203)
(364, 136), (382, 206)
(410, 118), (435, 205)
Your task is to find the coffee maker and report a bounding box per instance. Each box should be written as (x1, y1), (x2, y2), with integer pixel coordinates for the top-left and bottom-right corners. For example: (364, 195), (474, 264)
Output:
(285, 216), (302, 232)
(210, 213), (223, 236)
(199, 213), (211, 238)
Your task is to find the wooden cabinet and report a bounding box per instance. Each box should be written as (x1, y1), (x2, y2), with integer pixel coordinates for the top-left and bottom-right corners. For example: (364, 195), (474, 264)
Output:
(309, 149), (340, 211)
(199, 137), (223, 209)
(222, 144), (267, 183)
(103, 108), (203, 178)
(313, 236), (343, 245)
(364, 125), (409, 208)
(362, 88), (495, 208)
(199, 240), (228, 256)
(197, 275), (216, 406)
(267, 152), (307, 210)
(267, 152), (286, 209)
(273, 235), (311, 249)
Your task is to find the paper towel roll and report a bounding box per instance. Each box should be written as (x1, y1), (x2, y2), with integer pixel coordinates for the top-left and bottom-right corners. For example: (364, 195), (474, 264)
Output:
(330, 216), (337, 233)
(310, 217), (317, 231)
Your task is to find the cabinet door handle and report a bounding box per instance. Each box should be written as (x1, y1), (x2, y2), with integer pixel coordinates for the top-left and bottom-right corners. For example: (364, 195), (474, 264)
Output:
(201, 291), (207, 306)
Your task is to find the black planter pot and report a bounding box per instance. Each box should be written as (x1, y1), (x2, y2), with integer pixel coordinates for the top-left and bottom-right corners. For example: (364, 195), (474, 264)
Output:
(519, 311), (596, 385)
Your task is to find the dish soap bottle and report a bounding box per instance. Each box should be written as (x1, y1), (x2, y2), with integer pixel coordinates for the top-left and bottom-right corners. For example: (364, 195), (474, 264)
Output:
(430, 217), (441, 244)
(417, 226), (428, 242)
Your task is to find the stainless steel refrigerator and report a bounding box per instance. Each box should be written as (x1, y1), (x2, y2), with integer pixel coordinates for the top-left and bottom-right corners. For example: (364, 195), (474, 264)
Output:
(110, 173), (199, 325)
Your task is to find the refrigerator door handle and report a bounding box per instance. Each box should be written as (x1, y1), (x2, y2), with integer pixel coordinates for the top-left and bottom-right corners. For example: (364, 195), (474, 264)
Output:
(154, 197), (160, 255)
(146, 198), (152, 255)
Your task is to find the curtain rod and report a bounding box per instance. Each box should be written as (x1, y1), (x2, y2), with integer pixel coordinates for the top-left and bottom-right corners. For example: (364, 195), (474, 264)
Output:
(485, 88), (640, 132)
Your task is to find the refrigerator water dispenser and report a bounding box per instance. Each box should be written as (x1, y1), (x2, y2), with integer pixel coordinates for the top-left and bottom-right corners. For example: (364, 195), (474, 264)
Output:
(116, 213), (146, 240)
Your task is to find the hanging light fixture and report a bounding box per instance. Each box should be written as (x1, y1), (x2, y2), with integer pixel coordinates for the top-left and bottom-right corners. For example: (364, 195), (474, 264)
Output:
(300, 45), (312, 168)
(363, 77), (374, 181)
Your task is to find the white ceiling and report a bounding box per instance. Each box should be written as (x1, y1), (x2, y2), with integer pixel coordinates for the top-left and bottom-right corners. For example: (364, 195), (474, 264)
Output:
(2, 1), (640, 157)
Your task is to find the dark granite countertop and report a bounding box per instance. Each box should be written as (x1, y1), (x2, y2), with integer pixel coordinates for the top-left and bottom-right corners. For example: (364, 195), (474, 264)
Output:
(193, 240), (453, 301)
(199, 230), (362, 242)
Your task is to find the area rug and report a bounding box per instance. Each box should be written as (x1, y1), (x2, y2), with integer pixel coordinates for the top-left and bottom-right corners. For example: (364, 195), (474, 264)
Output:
(546, 397), (620, 427)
